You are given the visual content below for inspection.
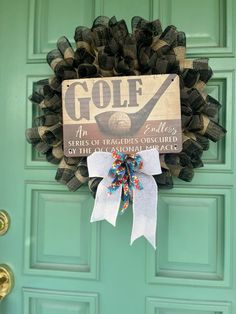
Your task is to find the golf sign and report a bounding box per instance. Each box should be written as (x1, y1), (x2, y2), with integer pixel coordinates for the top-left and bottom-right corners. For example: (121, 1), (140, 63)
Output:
(62, 74), (182, 156)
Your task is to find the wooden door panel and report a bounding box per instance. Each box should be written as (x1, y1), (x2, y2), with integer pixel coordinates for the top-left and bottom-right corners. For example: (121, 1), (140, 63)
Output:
(147, 187), (231, 286)
(28, 0), (95, 62)
(24, 184), (99, 279)
(154, 0), (234, 57)
(204, 75), (227, 164)
(146, 298), (231, 314)
(26, 75), (54, 167)
(23, 289), (98, 314)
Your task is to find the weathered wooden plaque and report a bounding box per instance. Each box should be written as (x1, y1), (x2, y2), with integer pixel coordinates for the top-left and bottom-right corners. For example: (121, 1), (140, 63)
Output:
(62, 74), (182, 157)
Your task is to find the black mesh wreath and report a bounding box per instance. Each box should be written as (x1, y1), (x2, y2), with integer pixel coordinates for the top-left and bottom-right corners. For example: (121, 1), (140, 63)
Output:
(26, 16), (226, 196)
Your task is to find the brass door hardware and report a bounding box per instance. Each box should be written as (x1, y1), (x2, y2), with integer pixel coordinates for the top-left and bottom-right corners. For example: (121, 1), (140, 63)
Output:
(0, 211), (10, 236)
(0, 265), (14, 300)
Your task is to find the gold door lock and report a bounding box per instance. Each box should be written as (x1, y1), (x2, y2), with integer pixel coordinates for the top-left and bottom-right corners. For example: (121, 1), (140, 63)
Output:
(0, 265), (14, 300)
(0, 211), (10, 236)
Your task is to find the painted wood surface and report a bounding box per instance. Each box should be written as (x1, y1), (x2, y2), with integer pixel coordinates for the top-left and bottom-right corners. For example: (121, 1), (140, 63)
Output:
(0, 0), (235, 313)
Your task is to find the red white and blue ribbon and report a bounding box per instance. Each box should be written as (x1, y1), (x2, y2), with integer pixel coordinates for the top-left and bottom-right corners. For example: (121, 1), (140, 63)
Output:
(87, 148), (162, 249)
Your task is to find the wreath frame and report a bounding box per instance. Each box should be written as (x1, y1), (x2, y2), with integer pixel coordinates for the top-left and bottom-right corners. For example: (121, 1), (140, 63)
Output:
(26, 16), (226, 197)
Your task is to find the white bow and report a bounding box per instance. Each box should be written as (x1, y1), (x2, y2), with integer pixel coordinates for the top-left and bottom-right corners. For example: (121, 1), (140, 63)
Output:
(87, 149), (162, 249)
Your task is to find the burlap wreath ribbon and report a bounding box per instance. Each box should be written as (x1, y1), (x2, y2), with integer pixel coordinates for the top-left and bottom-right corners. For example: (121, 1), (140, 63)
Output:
(26, 16), (226, 197)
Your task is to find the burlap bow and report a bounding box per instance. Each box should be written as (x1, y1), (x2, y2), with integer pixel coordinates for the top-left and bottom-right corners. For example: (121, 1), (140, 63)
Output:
(87, 148), (162, 248)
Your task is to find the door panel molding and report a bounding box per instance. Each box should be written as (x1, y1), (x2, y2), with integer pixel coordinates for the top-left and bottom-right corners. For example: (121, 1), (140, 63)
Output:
(146, 186), (232, 287)
(24, 183), (100, 279)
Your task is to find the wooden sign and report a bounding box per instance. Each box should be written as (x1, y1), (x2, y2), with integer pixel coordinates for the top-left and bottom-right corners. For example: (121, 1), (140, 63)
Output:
(62, 74), (182, 157)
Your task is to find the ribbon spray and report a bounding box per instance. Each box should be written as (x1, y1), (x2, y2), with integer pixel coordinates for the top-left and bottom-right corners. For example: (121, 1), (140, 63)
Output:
(87, 148), (162, 249)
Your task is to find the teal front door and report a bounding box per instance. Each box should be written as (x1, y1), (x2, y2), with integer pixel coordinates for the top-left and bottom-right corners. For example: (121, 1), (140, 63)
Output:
(0, 0), (235, 313)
